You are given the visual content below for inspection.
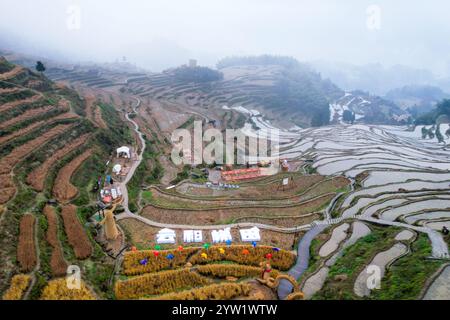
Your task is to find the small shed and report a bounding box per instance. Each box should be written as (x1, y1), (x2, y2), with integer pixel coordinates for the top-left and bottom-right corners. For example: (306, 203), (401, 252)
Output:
(240, 227), (261, 242)
(116, 146), (131, 158)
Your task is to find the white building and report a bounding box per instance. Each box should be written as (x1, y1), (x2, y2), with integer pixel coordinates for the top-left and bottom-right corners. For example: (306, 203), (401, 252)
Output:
(112, 164), (122, 174)
(156, 228), (176, 244)
(211, 227), (232, 243)
(183, 230), (203, 243)
(240, 227), (261, 242)
(116, 146), (131, 158)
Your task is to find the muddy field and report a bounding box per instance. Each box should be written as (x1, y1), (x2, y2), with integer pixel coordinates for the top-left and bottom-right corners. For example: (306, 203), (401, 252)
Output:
(27, 134), (90, 191)
(53, 149), (93, 202)
(17, 215), (36, 272)
(60, 205), (92, 259)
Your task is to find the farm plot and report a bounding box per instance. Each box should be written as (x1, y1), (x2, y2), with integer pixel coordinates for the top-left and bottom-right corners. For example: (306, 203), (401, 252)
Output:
(0, 124), (73, 204)
(2, 274), (32, 300)
(122, 245), (295, 276)
(151, 282), (253, 300)
(53, 149), (93, 202)
(40, 278), (96, 300)
(177, 174), (326, 199)
(43, 205), (68, 276)
(141, 193), (333, 226)
(115, 268), (211, 299)
(116, 243), (293, 300)
(17, 214), (36, 272)
(27, 134), (90, 191)
(0, 112), (77, 146)
(0, 93), (43, 113)
(0, 105), (64, 130)
(60, 205), (92, 259)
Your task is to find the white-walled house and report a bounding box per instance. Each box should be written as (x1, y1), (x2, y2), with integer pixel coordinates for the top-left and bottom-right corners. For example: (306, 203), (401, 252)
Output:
(116, 146), (131, 158)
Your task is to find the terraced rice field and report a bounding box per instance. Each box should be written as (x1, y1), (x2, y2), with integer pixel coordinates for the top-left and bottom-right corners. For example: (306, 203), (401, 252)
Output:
(27, 134), (90, 191)
(17, 215), (36, 272)
(43, 205), (68, 276)
(0, 58), (131, 299)
(232, 107), (450, 299)
(52, 149), (93, 202)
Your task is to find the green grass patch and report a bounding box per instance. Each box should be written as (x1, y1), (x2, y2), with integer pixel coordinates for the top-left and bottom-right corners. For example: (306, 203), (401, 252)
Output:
(370, 234), (443, 300)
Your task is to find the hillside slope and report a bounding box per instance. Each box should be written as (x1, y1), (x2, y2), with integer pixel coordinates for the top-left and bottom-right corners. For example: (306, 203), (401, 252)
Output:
(0, 57), (132, 299)
(122, 55), (407, 127)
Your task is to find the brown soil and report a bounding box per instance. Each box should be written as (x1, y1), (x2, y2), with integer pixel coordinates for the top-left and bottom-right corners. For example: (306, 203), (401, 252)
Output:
(142, 193), (333, 226)
(234, 213), (320, 228)
(27, 134), (90, 191)
(43, 205), (68, 277)
(17, 215), (36, 272)
(153, 180), (339, 208)
(60, 205), (92, 259)
(84, 93), (107, 129)
(0, 105), (59, 130)
(0, 124), (73, 204)
(93, 104), (107, 129)
(53, 149), (93, 202)
(0, 94), (43, 113)
(181, 174), (325, 199)
(0, 111), (79, 146)
(0, 66), (23, 80)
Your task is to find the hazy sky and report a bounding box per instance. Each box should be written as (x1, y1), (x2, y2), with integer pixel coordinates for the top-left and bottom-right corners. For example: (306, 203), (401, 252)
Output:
(1, 0), (450, 73)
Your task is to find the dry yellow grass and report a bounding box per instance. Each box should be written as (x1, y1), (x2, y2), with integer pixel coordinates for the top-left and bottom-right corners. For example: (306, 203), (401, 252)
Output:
(115, 268), (211, 300)
(40, 278), (96, 300)
(2, 274), (31, 300)
(196, 264), (280, 279)
(148, 282), (252, 300)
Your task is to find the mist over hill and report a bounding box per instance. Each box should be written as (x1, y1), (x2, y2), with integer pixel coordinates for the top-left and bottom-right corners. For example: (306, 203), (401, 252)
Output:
(311, 61), (450, 96)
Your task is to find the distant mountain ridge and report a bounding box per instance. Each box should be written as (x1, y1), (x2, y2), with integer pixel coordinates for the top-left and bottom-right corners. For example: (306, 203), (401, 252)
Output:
(311, 60), (450, 96)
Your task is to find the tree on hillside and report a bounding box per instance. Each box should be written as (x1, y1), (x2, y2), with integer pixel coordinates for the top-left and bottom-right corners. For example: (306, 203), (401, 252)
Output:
(35, 61), (46, 74)
(446, 127), (450, 139)
(421, 126), (428, 139)
(343, 110), (355, 124)
(415, 99), (450, 125)
(172, 66), (223, 83)
(436, 99), (450, 118)
(436, 124), (444, 143)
